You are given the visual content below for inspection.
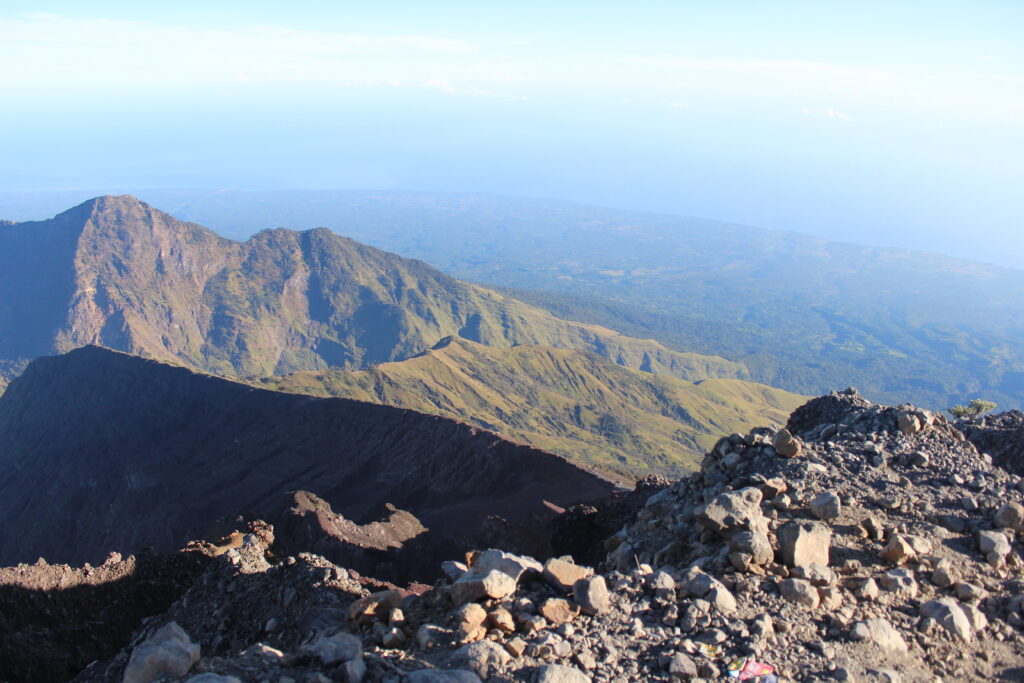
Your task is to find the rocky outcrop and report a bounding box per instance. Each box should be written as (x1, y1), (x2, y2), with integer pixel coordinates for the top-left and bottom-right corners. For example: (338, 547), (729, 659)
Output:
(963, 409), (1024, 475)
(0, 347), (615, 568)
(4, 389), (1024, 681)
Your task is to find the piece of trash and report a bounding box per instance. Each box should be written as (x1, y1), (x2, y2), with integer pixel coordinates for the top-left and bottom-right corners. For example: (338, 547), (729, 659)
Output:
(698, 642), (721, 658)
(726, 657), (776, 680)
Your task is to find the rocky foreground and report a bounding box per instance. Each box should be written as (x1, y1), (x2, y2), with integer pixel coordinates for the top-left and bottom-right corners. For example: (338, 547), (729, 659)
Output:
(6, 389), (1024, 682)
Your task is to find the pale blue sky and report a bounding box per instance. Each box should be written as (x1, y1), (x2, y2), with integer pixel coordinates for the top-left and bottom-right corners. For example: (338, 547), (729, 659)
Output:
(1, 1), (1022, 267)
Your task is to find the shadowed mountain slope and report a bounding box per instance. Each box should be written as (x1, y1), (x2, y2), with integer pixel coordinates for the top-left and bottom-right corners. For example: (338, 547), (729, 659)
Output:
(0, 346), (615, 567)
(0, 195), (744, 384)
(259, 336), (805, 481)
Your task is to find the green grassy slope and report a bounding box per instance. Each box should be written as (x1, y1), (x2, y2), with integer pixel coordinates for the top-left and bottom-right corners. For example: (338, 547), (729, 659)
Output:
(258, 336), (806, 481)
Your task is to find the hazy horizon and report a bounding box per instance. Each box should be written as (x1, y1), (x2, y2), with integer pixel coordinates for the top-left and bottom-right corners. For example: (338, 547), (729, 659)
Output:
(2, 1), (1022, 268)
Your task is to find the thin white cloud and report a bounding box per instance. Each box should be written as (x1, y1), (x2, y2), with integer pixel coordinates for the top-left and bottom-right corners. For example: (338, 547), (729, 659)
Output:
(0, 14), (478, 87)
(424, 78), (527, 100)
(802, 106), (854, 122)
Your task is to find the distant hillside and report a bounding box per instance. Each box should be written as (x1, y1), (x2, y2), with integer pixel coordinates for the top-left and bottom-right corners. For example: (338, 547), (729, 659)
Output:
(44, 189), (1021, 410)
(0, 195), (744, 385)
(259, 336), (805, 481)
(0, 346), (614, 567)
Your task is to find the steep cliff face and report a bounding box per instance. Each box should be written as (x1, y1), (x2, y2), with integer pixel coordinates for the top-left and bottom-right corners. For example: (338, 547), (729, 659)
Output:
(0, 195), (746, 382)
(0, 346), (615, 567)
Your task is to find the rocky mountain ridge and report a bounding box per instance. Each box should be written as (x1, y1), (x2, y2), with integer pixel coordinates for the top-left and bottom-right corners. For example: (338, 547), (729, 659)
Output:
(0, 195), (745, 385)
(0, 346), (615, 572)
(4, 390), (1024, 681)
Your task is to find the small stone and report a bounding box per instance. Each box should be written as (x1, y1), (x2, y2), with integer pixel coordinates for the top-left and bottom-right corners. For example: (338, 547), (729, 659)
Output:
(449, 569), (517, 605)
(452, 640), (512, 679)
(790, 562), (836, 587)
(854, 578), (880, 601)
(416, 624), (450, 650)
(910, 451), (930, 467)
(668, 652), (699, 679)
(879, 568), (918, 598)
(455, 603), (488, 642)
(505, 637), (527, 657)
(810, 492), (842, 520)
(897, 412), (923, 435)
(773, 428), (803, 458)
(818, 586), (844, 610)
(879, 535), (916, 565)
(347, 590), (404, 622)
(573, 575), (611, 615)
(441, 561), (469, 581)
(304, 632), (362, 666)
(405, 671), (482, 683)
(759, 478), (788, 498)
(535, 664), (591, 683)
(697, 487), (767, 537)
(931, 561), (957, 588)
(954, 582), (985, 602)
(729, 530), (773, 566)
(381, 627), (406, 648)
(539, 598), (580, 625)
(780, 578), (820, 608)
(978, 530), (1011, 560)
(995, 502), (1024, 532)
(488, 607), (516, 633)
(707, 585), (737, 614)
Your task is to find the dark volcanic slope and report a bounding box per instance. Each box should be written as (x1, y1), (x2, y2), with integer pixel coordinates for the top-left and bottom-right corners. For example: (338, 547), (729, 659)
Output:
(0, 195), (743, 383)
(0, 346), (615, 567)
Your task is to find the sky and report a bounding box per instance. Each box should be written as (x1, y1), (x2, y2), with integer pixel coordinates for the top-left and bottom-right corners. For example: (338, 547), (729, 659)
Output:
(1, 1), (1022, 267)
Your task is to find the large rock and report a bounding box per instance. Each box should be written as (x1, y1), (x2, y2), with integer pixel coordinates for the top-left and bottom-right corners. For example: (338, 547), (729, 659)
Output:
(405, 671), (482, 683)
(978, 530), (1012, 563)
(123, 622), (200, 683)
(304, 632), (363, 666)
(347, 590), (405, 622)
(921, 598), (978, 643)
(452, 641), (511, 679)
(470, 549), (542, 582)
(809, 492), (841, 521)
(536, 663), (592, 683)
(778, 521), (831, 568)
(573, 575), (611, 615)
(449, 569), (517, 605)
(729, 530), (773, 566)
(773, 428), (803, 458)
(697, 487), (766, 537)
(852, 618), (908, 653)
(543, 558), (593, 592)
